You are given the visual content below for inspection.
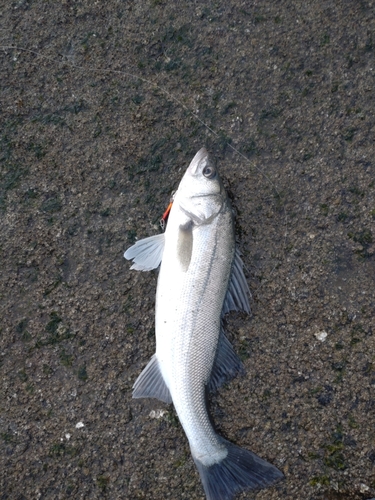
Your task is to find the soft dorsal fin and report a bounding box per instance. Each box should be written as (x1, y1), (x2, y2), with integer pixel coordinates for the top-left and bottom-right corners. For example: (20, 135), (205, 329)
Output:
(207, 327), (244, 393)
(124, 233), (165, 271)
(132, 355), (172, 404)
(222, 248), (251, 316)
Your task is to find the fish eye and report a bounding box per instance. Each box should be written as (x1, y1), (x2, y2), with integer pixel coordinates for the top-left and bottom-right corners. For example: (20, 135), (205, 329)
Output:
(203, 164), (216, 179)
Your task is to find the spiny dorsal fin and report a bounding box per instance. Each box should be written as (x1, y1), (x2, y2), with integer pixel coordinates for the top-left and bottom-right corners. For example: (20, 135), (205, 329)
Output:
(222, 248), (251, 316)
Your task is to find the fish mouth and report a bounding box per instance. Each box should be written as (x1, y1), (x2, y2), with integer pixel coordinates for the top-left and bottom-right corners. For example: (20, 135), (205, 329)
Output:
(188, 147), (209, 175)
(190, 191), (221, 198)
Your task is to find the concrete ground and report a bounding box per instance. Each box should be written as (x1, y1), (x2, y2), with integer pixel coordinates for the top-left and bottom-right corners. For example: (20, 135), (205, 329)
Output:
(1, 1), (374, 499)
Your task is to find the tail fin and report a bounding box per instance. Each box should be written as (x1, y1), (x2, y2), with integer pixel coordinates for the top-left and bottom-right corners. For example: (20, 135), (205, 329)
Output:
(193, 439), (283, 500)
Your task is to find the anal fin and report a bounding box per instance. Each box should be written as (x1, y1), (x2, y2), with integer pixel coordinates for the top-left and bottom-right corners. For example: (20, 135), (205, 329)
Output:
(133, 355), (172, 404)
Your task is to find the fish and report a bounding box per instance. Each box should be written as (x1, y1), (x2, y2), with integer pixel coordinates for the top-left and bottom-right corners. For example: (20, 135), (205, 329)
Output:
(124, 147), (283, 500)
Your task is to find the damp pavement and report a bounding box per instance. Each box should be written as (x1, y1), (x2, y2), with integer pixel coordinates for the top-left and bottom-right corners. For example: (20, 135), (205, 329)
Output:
(1, 2), (374, 499)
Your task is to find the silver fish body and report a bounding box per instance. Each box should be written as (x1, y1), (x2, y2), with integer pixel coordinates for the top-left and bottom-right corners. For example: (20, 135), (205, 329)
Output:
(124, 148), (283, 499)
(156, 156), (234, 465)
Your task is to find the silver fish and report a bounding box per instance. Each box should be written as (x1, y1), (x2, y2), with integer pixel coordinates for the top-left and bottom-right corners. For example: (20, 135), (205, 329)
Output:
(124, 148), (283, 499)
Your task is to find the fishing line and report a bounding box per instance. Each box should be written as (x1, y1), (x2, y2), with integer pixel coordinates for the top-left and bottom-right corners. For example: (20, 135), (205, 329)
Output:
(1, 45), (288, 281)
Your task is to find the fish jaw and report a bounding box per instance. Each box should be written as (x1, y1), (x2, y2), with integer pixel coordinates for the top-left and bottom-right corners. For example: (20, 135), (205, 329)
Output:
(179, 193), (225, 225)
(175, 148), (225, 223)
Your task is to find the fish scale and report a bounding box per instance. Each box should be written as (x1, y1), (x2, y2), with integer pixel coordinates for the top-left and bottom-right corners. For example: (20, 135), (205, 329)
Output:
(159, 214), (233, 463)
(164, 223), (234, 461)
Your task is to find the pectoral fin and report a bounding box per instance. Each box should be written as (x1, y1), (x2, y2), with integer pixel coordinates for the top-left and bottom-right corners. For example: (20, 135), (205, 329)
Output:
(222, 248), (251, 315)
(124, 233), (165, 271)
(177, 222), (193, 272)
(133, 355), (172, 404)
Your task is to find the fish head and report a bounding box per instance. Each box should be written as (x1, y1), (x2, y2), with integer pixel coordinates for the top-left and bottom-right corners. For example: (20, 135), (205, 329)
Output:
(176, 148), (227, 224)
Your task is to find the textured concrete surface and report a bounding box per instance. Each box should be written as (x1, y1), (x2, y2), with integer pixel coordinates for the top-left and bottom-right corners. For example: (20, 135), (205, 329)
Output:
(1, 1), (374, 499)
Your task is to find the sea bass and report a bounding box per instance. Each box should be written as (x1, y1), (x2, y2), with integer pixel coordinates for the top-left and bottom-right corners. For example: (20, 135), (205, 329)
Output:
(124, 148), (283, 499)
